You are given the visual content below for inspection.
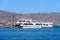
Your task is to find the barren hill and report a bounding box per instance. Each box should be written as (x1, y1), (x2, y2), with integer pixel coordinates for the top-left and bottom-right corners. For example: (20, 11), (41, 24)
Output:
(0, 10), (60, 25)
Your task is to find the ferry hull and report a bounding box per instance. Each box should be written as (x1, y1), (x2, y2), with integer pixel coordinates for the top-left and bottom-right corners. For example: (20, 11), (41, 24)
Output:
(22, 25), (53, 28)
(42, 25), (53, 28)
(22, 25), (42, 28)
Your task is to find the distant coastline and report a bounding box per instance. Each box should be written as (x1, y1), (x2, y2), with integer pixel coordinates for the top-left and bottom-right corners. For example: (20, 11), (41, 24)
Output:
(0, 10), (60, 28)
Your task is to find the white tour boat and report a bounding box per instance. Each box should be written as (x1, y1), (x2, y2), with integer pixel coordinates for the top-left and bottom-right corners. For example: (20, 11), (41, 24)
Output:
(16, 19), (53, 28)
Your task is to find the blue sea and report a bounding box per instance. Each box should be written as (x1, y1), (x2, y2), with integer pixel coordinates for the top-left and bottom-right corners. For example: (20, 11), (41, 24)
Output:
(0, 26), (60, 40)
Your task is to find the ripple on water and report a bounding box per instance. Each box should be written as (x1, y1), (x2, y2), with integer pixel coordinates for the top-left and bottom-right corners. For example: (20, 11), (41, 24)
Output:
(0, 27), (60, 40)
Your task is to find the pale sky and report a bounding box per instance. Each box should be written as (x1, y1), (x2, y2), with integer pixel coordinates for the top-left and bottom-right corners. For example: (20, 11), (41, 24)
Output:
(0, 0), (60, 14)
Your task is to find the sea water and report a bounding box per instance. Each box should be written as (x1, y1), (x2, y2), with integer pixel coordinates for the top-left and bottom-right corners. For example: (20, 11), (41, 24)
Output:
(0, 27), (60, 40)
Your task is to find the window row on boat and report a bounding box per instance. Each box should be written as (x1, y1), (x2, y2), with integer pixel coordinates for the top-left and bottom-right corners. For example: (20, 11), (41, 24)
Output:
(23, 23), (52, 25)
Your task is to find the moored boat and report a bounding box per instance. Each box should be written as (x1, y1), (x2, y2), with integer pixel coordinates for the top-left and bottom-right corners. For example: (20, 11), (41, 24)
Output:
(16, 19), (53, 28)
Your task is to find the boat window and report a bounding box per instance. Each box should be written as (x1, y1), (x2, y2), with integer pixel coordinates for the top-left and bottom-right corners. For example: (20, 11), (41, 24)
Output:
(45, 24), (48, 25)
(43, 24), (45, 25)
(24, 23), (33, 25)
(26, 21), (30, 22)
(36, 24), (42, 25)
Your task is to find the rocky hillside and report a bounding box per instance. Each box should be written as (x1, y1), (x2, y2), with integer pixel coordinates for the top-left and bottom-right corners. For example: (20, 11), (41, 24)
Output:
(0, 10), (60, 25)
(23, 13), (60, 24)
